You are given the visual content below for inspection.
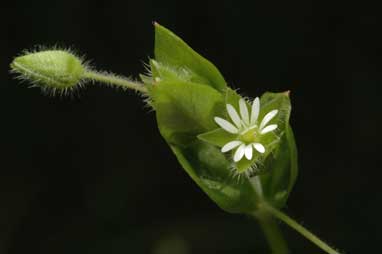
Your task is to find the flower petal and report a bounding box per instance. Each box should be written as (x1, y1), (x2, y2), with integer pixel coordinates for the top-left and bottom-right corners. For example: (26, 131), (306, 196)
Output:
(239, 99), (250, 125)
(226, 104), (242, 128)
(244, 144), (253, 160)
(234, 144), (246, 162)
(253, 143), (265, 153)
(221, 140), (242, 152)
(214, 117), (239, 134)
(259, 109), (278, 130)
(250, 97), (260, 125)
(260, 124), (278, 134)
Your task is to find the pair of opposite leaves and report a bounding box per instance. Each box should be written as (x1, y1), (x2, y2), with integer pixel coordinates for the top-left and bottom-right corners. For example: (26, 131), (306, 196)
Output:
(146, 24), (298, 215)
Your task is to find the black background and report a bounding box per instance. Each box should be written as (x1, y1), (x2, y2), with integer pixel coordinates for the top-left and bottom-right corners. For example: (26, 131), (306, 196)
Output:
(1, 1), (381, 253)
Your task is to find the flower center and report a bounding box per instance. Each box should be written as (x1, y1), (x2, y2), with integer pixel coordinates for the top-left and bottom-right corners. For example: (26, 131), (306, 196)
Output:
(240, 127), (257, 143)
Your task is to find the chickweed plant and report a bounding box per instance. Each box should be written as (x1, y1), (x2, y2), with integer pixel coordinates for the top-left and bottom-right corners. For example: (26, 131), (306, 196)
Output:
(10, 23), (342, 254)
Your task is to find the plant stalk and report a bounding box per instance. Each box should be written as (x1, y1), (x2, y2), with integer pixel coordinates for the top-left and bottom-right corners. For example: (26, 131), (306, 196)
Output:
(84, 71), (148, 93)
(250, 176), (289, 253)
(262, 203), (341, 254)
(256, 212), (289, 254)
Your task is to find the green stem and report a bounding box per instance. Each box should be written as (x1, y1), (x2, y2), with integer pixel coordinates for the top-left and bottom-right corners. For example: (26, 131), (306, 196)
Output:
(262, 203), (341, 254)
(250, 176), (288, 253)
(84, 71), (148, 93)
(256, 213), (289, 254)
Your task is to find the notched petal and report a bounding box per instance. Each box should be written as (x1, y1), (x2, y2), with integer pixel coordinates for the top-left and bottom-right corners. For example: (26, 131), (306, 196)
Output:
(253, 143), (265, 154)
(250, 97), (260, 124)
(221, 140), (242, 152)
(244, 145), (253, 160)
(239, 99), (249, 125)
(234, 144), (246, 162)
(214, 117), (239, 134)
(226, 104), (242, 128)
(260, 124), (278, 134)
(259, 109), (278, 130)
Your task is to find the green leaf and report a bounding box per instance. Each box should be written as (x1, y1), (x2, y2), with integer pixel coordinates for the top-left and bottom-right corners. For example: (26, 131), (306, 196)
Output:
(170, 141), (259, 214)
(225, 87), (243, 106)
(260, 124), (298, 208)
(256, 92), (298, 208)
(149, 79), (224, 146)
(154, 23), (227, 92)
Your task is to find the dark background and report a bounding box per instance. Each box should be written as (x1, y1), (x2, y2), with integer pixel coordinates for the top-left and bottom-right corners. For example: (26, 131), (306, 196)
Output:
(1, 1), (380, 253)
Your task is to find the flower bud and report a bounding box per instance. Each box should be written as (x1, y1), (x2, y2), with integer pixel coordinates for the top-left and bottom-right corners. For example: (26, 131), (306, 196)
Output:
(10, 50), (85, 91)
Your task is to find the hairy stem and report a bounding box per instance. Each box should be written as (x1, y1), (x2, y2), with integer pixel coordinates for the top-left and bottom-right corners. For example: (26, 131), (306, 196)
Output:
(84, 71), (148, 93)
(262, 203), (341, 254)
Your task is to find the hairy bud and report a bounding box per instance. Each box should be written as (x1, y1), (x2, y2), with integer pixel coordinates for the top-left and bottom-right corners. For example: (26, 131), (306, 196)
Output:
(10, 50), (85, 92)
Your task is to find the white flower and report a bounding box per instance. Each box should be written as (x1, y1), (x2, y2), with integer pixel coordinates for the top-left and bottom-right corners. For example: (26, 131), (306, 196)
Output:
(214, 97), (278, 162)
